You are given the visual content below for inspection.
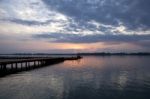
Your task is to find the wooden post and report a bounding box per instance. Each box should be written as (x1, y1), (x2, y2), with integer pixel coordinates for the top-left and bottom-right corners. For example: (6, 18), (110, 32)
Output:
(34, 61), (36, 66)
(34, 61), (36, 68)
(0, 64), (2, 70)
(21, 63), (23, 69)
(28, 62), (30, 68)
(38, 61), (40, 66)
(3, 64), (7, 71)
(25, 62), (27, 69)
(43, 61), (45, 65)
(15, 63), (17, 69)
(41, 61), (43, 65)
(11, 63), (13, 70)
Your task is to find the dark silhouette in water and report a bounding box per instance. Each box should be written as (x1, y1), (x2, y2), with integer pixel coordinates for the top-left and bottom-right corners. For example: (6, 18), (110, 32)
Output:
(0, 56), (82, 77)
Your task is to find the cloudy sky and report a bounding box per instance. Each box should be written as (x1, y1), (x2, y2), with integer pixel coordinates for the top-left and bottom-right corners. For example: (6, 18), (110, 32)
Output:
(0, 0), (150, 53)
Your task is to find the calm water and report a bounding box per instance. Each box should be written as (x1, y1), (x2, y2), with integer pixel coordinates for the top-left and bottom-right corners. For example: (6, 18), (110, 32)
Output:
(0, 56), (150, 99)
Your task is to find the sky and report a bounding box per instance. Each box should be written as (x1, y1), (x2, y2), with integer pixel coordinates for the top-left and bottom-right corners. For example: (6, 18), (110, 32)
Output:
(0, 0), (150, 53)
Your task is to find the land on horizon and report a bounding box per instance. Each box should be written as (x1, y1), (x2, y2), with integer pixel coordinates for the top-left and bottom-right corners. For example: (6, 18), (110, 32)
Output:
(0, 52), (150, 56)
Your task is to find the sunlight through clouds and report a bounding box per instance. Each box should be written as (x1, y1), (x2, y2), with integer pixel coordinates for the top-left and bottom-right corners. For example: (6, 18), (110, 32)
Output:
(0, 0), (150, 53)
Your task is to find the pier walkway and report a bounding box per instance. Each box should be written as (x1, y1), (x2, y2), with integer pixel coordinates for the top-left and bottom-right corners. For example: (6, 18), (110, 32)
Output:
(0, 56), (81, 76)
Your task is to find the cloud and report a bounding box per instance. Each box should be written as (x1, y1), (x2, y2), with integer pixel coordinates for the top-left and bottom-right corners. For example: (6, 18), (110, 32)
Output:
(33, 32), (150, 52)
(0, 0), (69, 24)
(1, 0), (150, 35)
(33, 33), (150, 47)
(0, 0), (150, 53)
(43, 0), (150, 31)
(0, 0), (49, 21)
(3, 18), (67, 26)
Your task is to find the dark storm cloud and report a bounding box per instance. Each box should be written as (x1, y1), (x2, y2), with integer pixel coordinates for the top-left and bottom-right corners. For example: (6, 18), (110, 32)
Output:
(33, 33), (150, 47)
(43, 0), (150, 30)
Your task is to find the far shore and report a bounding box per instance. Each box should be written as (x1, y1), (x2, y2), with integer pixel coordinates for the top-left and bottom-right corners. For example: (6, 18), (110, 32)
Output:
(0, 52), (150, 58)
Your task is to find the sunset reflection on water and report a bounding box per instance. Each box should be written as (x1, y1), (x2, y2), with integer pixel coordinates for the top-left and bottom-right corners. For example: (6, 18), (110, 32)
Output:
(0, 56), (150, 99)
(62, 56), (106, 69)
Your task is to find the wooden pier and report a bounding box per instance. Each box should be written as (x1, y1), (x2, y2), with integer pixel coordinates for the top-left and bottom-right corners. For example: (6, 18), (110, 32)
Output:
(0, 56), (82, 77)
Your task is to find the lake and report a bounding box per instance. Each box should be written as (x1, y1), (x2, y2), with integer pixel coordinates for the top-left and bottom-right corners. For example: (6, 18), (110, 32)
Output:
(0, 56), (150, 99)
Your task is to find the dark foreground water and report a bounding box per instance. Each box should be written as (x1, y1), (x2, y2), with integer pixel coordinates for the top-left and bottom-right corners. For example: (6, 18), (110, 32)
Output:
(0, 56), (150, 99)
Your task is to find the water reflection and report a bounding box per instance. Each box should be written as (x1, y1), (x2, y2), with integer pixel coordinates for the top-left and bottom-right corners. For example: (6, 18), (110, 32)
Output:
(62, 56), (106, 69)
(0, 56), (150, 99)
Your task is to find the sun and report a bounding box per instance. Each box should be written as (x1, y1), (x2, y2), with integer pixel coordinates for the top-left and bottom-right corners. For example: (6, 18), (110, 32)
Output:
(60, 43), (85, 50)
